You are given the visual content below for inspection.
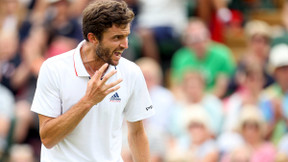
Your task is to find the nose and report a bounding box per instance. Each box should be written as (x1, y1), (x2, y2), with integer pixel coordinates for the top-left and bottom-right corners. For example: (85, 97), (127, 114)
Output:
(120, 37), (129, 49)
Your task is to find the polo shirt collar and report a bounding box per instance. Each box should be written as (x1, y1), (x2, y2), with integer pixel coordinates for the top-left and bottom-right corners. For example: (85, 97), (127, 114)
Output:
(73, 40), (117, 78)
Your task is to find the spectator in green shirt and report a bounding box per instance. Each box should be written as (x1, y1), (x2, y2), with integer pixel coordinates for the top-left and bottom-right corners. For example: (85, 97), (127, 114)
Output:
(171, 18), (235, 98)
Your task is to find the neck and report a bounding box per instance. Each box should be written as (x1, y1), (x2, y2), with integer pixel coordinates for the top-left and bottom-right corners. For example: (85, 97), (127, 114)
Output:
(81, 42), (107, 76)
(281, 85), (288, 94)
(187, 93), (203, 103)
(248, 138), (263, 149)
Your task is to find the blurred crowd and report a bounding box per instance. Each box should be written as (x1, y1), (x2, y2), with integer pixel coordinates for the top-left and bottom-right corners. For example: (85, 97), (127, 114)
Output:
(0, 0), (288, 161)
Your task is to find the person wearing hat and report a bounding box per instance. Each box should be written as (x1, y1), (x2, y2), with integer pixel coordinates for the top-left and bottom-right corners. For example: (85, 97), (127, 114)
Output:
(261, 43), (288, 144)
(180, 106), (219, 162)
(237, 106), (277, 162)
(268, 44), (288, 95)
(229, 20), (274, 93)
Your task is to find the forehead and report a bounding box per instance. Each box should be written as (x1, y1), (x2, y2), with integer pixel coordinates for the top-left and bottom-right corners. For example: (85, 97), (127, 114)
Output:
(103, 24), (131, 37)
(276, 66), (288, 72)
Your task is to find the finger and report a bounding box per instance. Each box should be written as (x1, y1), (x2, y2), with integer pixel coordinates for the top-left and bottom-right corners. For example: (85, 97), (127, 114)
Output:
(105, 85), (121, 95)
(90, 70), (100, 81)
(105, 78), (123, 90)
(100, 70), (117, 85)
(92, 63), (108, 81)
(97, 63), (108, 78)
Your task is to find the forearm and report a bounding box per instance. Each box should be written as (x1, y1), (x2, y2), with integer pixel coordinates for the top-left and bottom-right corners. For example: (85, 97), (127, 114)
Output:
(128, 125), (150, 162)
(11, 64), (28, 89)
(213, 74), (229, 98)
(212, 0), (226, 10)
(39, 97), (93, 149)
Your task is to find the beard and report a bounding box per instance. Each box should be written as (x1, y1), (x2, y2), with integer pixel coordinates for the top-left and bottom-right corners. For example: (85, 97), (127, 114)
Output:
(95, 43), (124, 66)
(95, 43), (114, 65)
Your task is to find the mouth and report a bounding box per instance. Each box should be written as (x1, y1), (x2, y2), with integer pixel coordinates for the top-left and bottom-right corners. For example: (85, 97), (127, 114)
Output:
(114, 51), (123, 59)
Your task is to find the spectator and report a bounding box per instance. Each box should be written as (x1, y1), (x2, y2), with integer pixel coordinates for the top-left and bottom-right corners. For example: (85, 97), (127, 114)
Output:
(0, 27), (40, 162)
(262, 44), (288, 144)
(173, 70), (223, 136)
(44, 0), (83, 42)
(237, 107), (277, 162)
(196, 0), (232, 42)
(0, 0), (27, 33)
(135, 57), (176, 133)
(0, 29), (38, 141)
(171, 18), (235, 98)
(131, 0), (187, 70)
(180, 106), (219, 162)
(230, 20), (274, 92)
(135, 57), (175, 161)
(223, 61), (278, 136)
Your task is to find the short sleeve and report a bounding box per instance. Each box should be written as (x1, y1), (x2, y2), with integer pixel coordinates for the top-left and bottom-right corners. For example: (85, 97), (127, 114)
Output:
(31, 60), (61, 117)
(124, 67), (155, 122)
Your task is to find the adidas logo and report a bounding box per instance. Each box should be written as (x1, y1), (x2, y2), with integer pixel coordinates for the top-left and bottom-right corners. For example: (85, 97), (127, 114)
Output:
(110, 92), (121, 102)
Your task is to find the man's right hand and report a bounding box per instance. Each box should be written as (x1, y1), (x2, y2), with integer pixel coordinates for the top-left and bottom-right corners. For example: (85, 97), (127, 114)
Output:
(83, 63), (123, 107)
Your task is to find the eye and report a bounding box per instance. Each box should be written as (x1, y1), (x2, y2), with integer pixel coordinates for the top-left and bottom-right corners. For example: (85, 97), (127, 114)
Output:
(113, 35), (122, 40)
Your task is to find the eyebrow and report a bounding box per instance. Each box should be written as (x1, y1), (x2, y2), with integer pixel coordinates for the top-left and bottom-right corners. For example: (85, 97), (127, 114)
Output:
(112, 33), (130, 38)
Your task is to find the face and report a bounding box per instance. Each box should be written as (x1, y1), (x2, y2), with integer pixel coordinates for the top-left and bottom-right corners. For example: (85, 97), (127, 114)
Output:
(242, 121), (262, 144)
(185, 22), (209, 58)
(245, 72), (265, 93)
(250, 35), (270, 58)
(275, 66), (288, 92)
(182, 72), (205, 100)
(188, 122), (208, 144)
(94, 24), (130, 66)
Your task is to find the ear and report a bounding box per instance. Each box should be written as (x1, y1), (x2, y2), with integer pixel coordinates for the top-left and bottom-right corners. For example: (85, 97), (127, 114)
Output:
(87, 33), (99, 45)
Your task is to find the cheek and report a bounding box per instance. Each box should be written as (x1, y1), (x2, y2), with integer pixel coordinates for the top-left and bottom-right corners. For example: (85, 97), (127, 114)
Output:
(276, 70), (288, 81)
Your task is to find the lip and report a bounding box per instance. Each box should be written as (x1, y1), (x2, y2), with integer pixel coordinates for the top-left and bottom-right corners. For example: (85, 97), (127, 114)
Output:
(114, 51), (122, 59)
(112, 52), (121, 65)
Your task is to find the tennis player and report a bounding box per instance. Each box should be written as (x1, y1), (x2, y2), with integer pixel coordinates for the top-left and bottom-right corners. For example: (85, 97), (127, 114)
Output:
(31, 0), (154, 161)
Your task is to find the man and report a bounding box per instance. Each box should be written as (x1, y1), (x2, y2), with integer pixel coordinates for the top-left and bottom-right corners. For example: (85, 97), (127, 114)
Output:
(171, 18), (235, 98)
(262, 44), (288, 143)
(31, 1), (154, 161)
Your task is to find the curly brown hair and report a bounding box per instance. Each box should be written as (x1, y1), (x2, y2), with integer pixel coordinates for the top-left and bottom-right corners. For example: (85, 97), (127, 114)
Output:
(82, 0), (134, 41)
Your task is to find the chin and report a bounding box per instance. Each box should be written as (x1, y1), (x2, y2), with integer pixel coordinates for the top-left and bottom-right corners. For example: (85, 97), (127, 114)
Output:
(110, 61), (119, 66)
(112, 59), (121, 66)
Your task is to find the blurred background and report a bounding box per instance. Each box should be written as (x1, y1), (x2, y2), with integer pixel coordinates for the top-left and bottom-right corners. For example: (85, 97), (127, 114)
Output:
(1, 0), (288, 161)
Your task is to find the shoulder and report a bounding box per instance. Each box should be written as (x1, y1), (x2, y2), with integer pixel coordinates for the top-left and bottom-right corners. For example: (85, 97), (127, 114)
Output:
(42, 50), (74, 71)
(118, 57), (142, 74)
(262, 83), (282, 99)
(173, 47), (193, 58)
(209, 42), (231, 51)
(260, 142), (277, 153)
(208, 42), (232, 58)
(172, 47), (195, 67)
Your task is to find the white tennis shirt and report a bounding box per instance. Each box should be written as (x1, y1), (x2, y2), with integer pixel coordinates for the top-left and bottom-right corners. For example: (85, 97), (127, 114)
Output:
(31, 41), (155, 162)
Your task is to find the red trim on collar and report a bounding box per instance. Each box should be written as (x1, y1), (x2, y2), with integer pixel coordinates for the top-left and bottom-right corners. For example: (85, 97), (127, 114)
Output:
(73, 51), (78, 76)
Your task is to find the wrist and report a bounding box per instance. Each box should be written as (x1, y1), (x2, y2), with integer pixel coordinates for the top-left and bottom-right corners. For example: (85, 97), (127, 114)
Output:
(79, 96), (96, 109)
